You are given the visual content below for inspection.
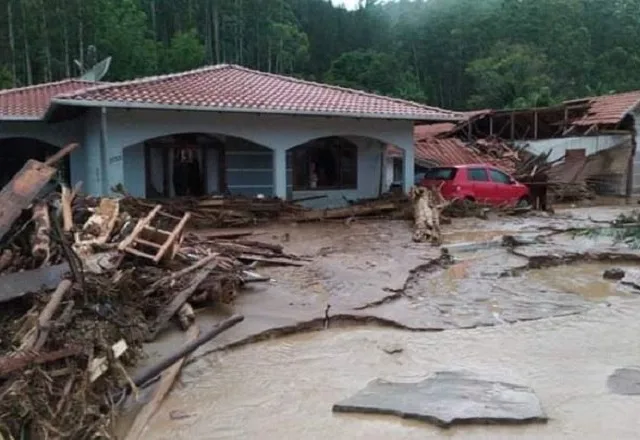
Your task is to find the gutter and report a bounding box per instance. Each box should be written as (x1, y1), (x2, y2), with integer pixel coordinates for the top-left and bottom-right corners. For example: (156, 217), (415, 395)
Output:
(47, 98), (464, 123)
(0, 116), (42, 122)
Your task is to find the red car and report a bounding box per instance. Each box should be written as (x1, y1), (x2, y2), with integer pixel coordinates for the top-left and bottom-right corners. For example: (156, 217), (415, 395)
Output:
(419, 164), (530, 208)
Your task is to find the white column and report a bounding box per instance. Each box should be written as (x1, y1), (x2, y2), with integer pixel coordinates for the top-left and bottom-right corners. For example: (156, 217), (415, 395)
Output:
(402, 144), (415, 194)
(272, 148), (287, 199)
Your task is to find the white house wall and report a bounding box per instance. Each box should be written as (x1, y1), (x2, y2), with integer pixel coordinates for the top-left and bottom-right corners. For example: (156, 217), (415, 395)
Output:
(516, 134), (631, 163)
(81, 107), (415, 205)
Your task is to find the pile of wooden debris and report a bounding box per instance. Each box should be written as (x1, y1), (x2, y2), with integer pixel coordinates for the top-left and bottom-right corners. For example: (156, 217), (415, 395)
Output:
(0, 145), (306, 439)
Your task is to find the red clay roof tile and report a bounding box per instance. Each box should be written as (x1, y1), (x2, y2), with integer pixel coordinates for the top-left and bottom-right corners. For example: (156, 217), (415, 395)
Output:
(569, 90), (640, 126)
(387, 126), (516, 173)
(0, 79), (101, 119)
(54, 65), (463, 121)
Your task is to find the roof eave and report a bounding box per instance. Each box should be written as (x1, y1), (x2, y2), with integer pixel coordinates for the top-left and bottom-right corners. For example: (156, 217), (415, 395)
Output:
(49, 98), (462, 122)
(0, 115), (43, 122)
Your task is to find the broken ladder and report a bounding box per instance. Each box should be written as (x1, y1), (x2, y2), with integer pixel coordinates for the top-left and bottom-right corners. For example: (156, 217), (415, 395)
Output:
(118, 205), (191, 263)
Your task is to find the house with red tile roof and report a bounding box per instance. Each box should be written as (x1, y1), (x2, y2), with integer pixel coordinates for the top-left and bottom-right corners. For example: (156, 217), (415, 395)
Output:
(0, 65), (462, 206)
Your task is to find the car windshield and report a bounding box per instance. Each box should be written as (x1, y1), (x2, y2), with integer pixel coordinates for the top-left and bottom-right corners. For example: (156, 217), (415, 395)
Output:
(423, 167), (457, 180)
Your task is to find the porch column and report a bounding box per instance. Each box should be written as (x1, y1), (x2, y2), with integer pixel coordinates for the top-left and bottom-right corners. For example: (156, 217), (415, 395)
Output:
(403, 144), (415, 194)
(273, 148), (287, 199)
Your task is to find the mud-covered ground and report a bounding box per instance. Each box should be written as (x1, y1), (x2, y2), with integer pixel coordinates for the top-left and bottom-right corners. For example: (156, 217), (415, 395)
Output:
(135, 206), (640, 439)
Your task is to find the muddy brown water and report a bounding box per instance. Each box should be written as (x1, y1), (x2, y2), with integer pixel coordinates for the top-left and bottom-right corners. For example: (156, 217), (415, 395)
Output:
(142, 297), (640, 440)
(135, 209), (640, 439)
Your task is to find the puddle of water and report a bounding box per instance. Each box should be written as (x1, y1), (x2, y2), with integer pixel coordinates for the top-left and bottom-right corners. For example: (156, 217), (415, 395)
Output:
(522, 262), (636, 300)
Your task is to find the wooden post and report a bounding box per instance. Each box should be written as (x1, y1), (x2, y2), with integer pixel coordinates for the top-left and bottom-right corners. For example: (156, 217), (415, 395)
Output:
(489, 117), (494, 136)
(626, 132), (637, 204)
(510, 112), (515, 140)
(534, 111), (539, 139)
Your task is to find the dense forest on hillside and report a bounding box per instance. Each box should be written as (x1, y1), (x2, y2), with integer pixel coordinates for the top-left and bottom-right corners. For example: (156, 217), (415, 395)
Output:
(1, 0), (640, 110)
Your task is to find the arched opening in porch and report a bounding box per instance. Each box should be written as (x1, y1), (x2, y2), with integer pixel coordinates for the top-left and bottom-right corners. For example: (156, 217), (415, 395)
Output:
(121, 133), (274, 198)
(286, 135), (405, 208)
(0, 137), (70, 188)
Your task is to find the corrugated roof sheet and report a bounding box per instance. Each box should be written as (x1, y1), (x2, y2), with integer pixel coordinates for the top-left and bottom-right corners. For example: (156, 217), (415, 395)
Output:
(571, 90), (640, 126)
(0, 79), (101, 119)
(54, 64), (464, 121)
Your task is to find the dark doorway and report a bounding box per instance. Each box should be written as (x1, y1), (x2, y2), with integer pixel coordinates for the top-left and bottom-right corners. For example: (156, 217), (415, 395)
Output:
(0, 137), (70, 188)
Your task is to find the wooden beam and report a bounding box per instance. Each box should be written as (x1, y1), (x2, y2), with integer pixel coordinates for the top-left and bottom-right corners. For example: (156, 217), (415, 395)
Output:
(489, 117), (494, 136)
(534, 111), (539, 140)
(510, 112), (515, 140)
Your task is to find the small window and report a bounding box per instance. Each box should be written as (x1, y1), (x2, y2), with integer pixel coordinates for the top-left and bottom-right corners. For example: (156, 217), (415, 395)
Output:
(468, 168), (489, 181)
(423, 167), (457, 180)
(489, 169), (511, 184)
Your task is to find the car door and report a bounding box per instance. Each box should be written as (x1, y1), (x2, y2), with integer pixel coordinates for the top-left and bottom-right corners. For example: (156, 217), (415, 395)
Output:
(466, 167), (493, 204)
(488, 168), (517, 205)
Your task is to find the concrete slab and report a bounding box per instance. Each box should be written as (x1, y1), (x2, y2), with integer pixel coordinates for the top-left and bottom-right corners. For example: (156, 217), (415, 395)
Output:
(333, 371), (548, 427)
(607, 367), (640, 395)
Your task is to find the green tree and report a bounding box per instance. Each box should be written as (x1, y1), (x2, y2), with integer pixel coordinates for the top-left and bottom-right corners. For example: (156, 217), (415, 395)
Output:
(94, 0), (159, 80)
(162, 28), (205, 73)
(466, 43), (554, 109)
(0, 66), (14, 89)
(325, 49), (423, 100)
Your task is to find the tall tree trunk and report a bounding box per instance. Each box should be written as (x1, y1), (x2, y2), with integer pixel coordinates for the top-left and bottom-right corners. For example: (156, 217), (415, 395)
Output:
(19, 0), (32, 85)
(61, 0), (71, 78)
(255, 3), (261, 69)
(205, 0), (213, 63)
(212, 0), (220, 63)
(77, 0), (84, 71)
(150, 0), (157, 41)
(7, 0), (18, 87)
(40, 0), (53, 82)
(238, 0), (244, 64)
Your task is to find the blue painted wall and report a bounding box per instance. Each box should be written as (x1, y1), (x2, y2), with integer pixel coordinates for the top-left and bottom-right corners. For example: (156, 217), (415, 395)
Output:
(4, 107), (415, 206)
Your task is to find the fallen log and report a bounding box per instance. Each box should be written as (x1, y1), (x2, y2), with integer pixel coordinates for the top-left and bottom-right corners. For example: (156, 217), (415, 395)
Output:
(142, 253), (219, 297)
(0, 344), (83, 378)
(133, 315), (244, 388)
(21, 279), (73, 351)
(32, 201), (51, 267)
(236, 254), (306, 266)
(146, 262), (218, 341)
(409, 186), (448, 244)
(295, 202), (398, 222)
(125, 324), (200, 440)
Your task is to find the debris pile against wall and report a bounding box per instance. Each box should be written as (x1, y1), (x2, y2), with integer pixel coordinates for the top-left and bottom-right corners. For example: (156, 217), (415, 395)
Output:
(0, 147), (307, 439)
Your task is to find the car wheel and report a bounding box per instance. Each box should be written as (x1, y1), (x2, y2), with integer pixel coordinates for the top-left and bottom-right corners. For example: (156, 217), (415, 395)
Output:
(517, 197), (531, 208)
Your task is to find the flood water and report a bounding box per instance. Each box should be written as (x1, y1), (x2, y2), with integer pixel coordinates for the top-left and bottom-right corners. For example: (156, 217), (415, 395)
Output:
(142, 296), (640, 440)
(137, 213), (640, 439)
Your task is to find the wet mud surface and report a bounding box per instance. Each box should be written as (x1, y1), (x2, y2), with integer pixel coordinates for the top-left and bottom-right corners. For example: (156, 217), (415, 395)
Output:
(137, 206), (640, 439)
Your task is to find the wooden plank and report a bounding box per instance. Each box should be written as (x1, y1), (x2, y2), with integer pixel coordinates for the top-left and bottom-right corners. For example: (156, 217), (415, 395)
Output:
(153, 212), (191, 263)
(143, 225), (171, 236)
(118, 205), (162, 251)
(156, 210), (183, 221)
(124, 324), (200, 440)
(146, 262), (217, 341)
(134, 238), (163, 249)
(123, 247), (157, 261)
(0, 159), (57, 241)
(0, 263), (69, 303)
